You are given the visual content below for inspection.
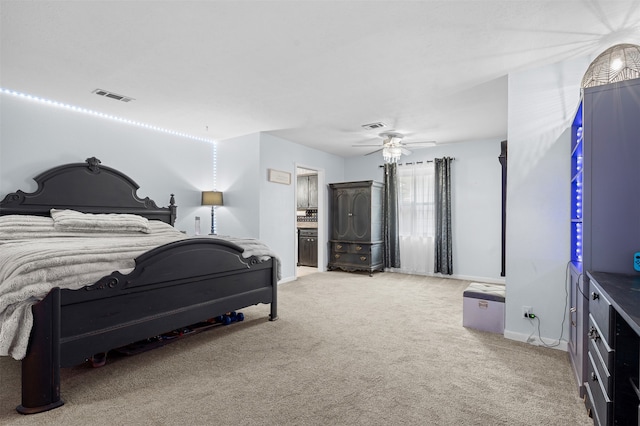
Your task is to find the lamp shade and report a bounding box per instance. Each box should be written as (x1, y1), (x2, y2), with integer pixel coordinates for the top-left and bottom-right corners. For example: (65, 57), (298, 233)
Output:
(581, 43), (640, 88)
(201, 191), (223, 206)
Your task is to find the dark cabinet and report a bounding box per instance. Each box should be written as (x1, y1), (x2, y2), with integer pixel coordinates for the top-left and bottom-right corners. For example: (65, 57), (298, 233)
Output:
(297, 175), (318, 209)
(297, 229), (317, 267)
(568, 261), (588, 398)
(568, 79), (640, 424)
(582, 80), (640, 275)
(585, 272), (640, 426)
(328, 181), (383, 275)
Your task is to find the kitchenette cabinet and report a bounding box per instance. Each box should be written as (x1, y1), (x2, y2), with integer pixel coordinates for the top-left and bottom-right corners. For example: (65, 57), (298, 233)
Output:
(297, 174), (318, 209)
(297, 228), (318, 267)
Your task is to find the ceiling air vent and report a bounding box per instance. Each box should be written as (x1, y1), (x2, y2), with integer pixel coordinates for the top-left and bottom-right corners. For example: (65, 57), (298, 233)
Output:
(92, 89), (134, 103)
(361, 122), (387, 131)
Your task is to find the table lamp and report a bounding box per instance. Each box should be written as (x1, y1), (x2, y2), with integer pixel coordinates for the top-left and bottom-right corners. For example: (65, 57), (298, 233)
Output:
(201, 191), (223, 234)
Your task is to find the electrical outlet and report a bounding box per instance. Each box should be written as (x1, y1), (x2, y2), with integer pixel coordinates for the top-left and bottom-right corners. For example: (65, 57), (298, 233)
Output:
(522, 306), (533, 319)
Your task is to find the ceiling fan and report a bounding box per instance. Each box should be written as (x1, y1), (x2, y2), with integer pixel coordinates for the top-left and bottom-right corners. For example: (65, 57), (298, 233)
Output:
(353, 131), (436, 163)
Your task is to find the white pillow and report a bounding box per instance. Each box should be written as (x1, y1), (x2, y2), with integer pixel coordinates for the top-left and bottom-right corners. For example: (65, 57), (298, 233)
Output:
(0, 214), (55, 236)
(50, 209), (151, 233)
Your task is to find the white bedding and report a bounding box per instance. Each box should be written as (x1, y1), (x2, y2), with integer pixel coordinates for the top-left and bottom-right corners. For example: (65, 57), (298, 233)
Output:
(0, 215), (279, 360)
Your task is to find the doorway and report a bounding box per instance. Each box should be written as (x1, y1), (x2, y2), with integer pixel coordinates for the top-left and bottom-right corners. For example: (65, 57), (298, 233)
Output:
(295, 165), (325, 278)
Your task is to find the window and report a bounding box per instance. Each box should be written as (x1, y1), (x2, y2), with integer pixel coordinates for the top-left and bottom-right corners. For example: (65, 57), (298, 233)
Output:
(396, 163), (435, 274)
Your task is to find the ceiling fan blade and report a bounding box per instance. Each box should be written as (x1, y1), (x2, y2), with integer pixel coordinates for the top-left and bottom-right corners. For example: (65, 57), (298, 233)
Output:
(365, 148), (384, 156)
(352, 144), (384, 147)
(401, 148), (412, 155)
(402, 141), (436, 146)
(353, 137), (381, 145)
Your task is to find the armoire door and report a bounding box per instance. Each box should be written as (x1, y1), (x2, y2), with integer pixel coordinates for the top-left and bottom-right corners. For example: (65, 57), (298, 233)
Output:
(332, 189), (351, 240)
(350, 189), (371, 241)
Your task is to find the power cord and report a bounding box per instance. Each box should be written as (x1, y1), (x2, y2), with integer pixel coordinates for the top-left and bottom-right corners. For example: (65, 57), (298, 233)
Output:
(526, 314), (562, 348)
(524, 262), (573, 348)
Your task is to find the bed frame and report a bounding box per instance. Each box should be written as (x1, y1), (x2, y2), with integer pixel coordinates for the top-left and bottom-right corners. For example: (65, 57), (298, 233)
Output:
(0, 157), (278, 414)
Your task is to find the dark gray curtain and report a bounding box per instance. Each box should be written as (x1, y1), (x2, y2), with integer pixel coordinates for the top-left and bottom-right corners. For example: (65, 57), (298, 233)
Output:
(383, 163), (400, 268)
(434, 157), (453, 274)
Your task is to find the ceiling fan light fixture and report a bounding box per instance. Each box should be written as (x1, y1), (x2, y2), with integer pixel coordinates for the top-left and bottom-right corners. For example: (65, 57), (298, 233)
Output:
(379, 131), (403, 143)
(382, 145), (402, 163)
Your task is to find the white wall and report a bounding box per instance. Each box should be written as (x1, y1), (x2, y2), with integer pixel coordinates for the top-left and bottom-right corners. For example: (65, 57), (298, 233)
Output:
(217, 132), (345, 282)
(259, 133), (345, 281)
(0, 93), (214, 233)
(505, 55), (592, 349)
(344, 139), (505, 283)
(2, 59), (599, 351)
(0, 92), (346, 284)
(216, 133), (261, 238)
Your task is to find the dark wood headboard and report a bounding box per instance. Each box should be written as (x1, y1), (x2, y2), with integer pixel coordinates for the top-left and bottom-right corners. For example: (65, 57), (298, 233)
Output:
(0, 157), (177, 225)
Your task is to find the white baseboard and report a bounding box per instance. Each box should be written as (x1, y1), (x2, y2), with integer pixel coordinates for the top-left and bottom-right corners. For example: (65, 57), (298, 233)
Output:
(504, 329), (568, 352)
(386, 269), (506, 285)
(451, 274), (506, 285)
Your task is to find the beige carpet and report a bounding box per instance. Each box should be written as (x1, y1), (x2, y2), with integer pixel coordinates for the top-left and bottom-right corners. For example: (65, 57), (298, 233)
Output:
(0, 271), (591, 425)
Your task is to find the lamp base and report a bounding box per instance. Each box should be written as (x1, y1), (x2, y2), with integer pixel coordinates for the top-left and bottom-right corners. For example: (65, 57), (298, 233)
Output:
(210, 205), (215, 235)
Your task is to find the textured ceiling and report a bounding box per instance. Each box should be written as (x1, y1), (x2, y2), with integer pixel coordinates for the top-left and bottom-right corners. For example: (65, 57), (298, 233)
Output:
(1, 1), (639, 157)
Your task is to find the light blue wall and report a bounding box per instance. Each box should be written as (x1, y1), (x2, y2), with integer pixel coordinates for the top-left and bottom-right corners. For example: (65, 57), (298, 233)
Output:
(0, 92), (347, 283)
(0, 91), (506, 285)
(0, 93), (213, 233)
(216, 133), (262, 238)
(344, 139), (505, 283)
(216, 132), (345, 281)
(258, 133), (345, 281)
(4, 66), (592, 344)
(505, 55), (592, 348)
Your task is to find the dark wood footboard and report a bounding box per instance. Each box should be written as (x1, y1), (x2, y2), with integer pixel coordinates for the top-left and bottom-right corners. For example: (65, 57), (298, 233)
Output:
(18, 238), (278, 414)
(17, 289), (64, 414)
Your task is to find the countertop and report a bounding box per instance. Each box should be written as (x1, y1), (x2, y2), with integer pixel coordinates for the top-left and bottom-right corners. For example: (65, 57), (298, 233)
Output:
(297, 222), (318, 229)
(587, 270), (640, 335)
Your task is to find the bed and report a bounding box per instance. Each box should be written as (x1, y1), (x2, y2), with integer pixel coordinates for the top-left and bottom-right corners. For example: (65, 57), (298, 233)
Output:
(0, 157), (279, 414)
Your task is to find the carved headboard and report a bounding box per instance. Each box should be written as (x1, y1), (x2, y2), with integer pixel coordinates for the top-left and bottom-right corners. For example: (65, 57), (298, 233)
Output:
(0, 157), (177, 225)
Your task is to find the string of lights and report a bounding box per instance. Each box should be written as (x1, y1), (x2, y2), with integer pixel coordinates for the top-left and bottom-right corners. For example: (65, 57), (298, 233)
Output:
(0, 87), (216, 145)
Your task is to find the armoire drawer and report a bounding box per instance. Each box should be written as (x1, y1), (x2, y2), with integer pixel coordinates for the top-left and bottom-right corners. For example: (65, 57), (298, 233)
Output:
(332, 242), (371, 254)
(332, 242), (348, 253)
(331, 252), (371, 266)
(349, 243), (370, 254)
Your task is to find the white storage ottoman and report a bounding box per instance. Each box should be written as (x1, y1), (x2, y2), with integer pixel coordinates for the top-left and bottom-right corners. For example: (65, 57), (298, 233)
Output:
(463, 282), (505, 334)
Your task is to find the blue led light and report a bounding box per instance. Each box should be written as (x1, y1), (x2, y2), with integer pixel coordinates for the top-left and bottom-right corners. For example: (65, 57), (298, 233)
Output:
(0, 87), (216, 145)
(572, 126), (584, 264)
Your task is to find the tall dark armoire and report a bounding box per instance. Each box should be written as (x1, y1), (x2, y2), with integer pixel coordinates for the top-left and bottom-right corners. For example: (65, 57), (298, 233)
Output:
(328, 181), (383, 275)
(568, 78), (640, 425)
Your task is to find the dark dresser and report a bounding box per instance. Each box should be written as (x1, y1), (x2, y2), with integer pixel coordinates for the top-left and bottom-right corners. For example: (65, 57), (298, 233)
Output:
(567, 79), (640, 412)
(585, 271), (640, 425)
(327, 180), (383, 276)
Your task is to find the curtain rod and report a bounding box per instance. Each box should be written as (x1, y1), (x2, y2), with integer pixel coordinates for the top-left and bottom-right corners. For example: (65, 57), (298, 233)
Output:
(378, 158), (456, 168)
